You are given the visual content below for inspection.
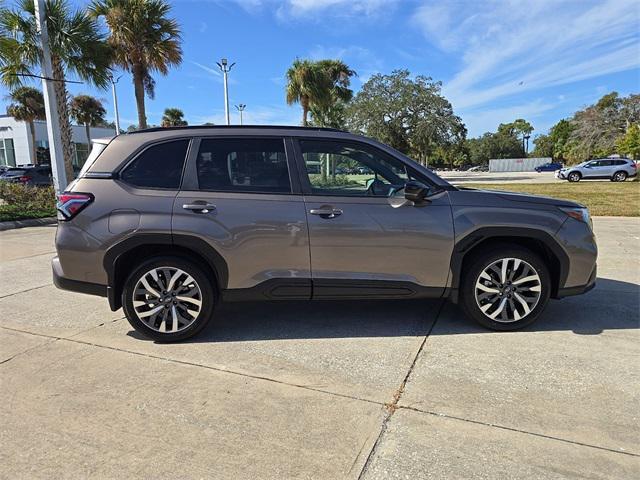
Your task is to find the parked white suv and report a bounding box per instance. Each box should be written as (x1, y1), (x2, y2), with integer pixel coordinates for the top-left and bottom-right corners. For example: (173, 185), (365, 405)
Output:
(556, 157), (637, 182)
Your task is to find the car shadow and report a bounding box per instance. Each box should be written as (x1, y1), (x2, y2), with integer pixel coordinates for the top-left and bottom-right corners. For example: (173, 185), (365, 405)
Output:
(127, 277), (639, 343)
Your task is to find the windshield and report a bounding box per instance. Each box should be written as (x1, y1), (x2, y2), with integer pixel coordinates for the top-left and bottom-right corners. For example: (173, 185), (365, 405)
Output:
(78, 142), (107, 177)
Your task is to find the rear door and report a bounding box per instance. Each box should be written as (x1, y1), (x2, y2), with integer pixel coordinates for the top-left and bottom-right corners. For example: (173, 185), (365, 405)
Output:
(172, 136), (311, 298)
(293, 138), (454, 298)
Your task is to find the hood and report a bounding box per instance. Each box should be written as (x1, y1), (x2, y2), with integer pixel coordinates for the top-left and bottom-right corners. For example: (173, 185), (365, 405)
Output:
(453, 187), (584, 209)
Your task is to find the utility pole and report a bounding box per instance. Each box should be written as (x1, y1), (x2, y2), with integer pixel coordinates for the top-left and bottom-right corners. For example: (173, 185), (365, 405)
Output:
(110, 75), (122, 134)
(34, 0), (67, 194)
(235, 104), (246, 125)
(216, 58), (235, 125)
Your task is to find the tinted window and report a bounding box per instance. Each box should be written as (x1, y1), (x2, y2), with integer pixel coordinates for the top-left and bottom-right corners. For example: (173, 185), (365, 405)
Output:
(121, 140), (189, 189)
(196, 138), (290, 193)
(613, 160), (627, 166)
(299, 140), (417, 197)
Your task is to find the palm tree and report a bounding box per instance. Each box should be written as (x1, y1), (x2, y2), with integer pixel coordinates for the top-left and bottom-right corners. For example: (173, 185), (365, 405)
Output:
(69, 95), (106, 148)
(286, 59), (355, 127)
(161, 107), (187, 127)
(6, 86), (45, 164)
(91, 0), (182, 130)
(0, 0), (112, 181)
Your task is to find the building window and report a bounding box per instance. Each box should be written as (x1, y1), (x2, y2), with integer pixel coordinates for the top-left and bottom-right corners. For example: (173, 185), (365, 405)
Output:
(0, 138), (16, 167)
(73, 143), (90, 166)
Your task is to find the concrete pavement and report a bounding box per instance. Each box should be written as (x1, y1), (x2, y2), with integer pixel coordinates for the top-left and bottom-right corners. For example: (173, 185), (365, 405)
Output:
(1, 218), (639, 479)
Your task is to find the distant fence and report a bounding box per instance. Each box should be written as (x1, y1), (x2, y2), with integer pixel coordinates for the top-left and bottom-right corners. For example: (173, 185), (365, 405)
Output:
(489, 157), (552, 172)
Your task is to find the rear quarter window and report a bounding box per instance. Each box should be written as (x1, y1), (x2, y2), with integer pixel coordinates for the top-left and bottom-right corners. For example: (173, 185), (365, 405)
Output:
(120, 139), (190, 189)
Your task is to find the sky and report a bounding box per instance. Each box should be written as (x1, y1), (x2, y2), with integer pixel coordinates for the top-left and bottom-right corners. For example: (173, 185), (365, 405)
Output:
(2, 0), (639, 138)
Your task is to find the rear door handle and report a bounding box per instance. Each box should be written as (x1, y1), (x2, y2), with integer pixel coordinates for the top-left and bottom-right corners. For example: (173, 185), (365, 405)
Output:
(309, 207), (343, 219)
(183, 203), (216, 214)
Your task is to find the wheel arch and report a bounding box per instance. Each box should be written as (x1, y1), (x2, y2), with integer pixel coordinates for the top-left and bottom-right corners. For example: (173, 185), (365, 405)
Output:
(448, 227), (569, 303)
(103, 233), (228, 311)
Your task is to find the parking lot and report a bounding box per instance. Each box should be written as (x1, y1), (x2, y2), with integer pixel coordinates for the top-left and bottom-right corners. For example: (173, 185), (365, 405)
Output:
(1, 218), (638, 479)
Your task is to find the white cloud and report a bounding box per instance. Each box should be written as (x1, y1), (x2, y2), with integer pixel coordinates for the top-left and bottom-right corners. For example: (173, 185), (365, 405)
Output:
(462, 100), (556, 137)
(308, 44), (382, 82)
(191, 61), (221, 78)
(412, 0), (640, 114)
(232, 0), (395, 19)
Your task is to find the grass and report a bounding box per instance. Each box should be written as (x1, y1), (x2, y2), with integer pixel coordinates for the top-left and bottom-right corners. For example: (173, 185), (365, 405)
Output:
(462, 180), (640, 217)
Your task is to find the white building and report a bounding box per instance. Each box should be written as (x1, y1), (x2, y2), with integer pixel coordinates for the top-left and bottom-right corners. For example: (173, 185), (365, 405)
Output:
(489, 157), (552, 172)
(0, 115), (116, 167)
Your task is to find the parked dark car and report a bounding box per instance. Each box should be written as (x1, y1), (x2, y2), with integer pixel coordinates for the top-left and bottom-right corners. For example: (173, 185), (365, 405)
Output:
(535, 162), (563, 172)
(0, 165), (53, 186)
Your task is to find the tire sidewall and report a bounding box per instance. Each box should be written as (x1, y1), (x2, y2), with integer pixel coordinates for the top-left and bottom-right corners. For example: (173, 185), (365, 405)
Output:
(613, 171), (627, 182)
(568, 172), (580, 182)
(461, 247), (551, 331)
(122, 257), (216, 342)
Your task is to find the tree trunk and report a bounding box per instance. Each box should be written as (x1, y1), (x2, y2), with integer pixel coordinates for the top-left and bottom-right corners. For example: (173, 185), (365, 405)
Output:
(133, 64), (147, 129)
(28, 121), (37, 165)
(85, 124), (91, 147)
(51, 57), (75, 183)
(301, 95), (309, 127)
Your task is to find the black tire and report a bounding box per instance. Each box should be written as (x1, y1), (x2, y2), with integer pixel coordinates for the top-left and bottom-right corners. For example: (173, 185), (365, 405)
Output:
(122, 256), (217, 342)
(612, 171), (627, 182)
(567, 171), (581, 182)
(460, 245), (551, 331)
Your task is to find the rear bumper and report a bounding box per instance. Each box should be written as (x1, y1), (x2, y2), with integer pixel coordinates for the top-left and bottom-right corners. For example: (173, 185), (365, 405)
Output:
(52, 256), (107, 298)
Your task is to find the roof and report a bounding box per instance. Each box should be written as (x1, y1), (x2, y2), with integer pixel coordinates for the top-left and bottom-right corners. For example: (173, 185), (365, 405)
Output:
(126, 125), (345, 135)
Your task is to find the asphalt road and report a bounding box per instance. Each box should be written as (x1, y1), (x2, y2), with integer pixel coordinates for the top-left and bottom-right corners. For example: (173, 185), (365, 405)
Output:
(0, 218), (638, 479)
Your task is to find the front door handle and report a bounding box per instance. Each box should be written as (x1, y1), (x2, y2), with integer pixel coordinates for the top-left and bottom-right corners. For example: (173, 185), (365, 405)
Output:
(183, 203), (216, 214)
(309, 207), (343, 219)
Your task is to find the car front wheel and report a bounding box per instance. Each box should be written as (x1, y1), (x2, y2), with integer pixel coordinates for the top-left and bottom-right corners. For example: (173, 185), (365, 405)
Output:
(460, 246), (551, 331)
(122, 257), (216, 342)
(567, 172), (581, 182)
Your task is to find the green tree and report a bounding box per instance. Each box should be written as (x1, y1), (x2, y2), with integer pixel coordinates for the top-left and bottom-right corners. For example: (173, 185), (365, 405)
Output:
(346, 70), (466, 166)
(91, 0), (182, 130)
(0, 0), (112, 181)
(498, 118), (533, 154)
(532, 134), (553, 158)
(5, 86), (45, 163)
(286, 59), (354, 127)
(548, 119), (574, 161)
(69, 94), (106, 147)
(161, 107), (187, 127)
(465, 130), (523, 166)
(617, 123), (640, 159)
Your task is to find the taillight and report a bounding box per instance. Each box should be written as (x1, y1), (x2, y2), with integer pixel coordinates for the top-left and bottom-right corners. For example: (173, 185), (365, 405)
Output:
(57, 192), (94, 221)
(19, 175), (31, 183)
(631, 162), (637, 169)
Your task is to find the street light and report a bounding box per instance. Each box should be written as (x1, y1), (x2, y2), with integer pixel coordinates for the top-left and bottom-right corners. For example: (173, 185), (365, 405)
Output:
(235, 104), (246, 125)
(109, 74), (122, 134)
(523, 134), (531, 155)
(216, 58), (235, 125)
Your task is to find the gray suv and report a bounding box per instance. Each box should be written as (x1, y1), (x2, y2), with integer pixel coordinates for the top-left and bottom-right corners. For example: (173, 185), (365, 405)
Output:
(53, 126), (597, 341)
(556, 157), (637, 182)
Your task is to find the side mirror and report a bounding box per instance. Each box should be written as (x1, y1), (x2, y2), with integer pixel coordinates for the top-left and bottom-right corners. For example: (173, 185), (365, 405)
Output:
(404, 181), (430, 204)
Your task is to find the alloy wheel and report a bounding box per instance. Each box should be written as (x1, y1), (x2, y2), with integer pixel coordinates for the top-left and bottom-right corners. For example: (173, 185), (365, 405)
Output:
(474, 257), (542, 323)
(132, 267), (203, 333)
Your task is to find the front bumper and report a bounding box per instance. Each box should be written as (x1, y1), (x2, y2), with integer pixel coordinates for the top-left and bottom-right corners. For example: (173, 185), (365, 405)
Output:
(556, 263), (596, 298)
(52, 256), (107, 298)
(555, 171), (567, 179)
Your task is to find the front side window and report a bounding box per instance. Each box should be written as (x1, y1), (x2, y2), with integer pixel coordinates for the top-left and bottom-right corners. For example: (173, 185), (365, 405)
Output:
(299, 139), (416, 197)
(196, 138), (290, 193)
(121, 139), (189, 189)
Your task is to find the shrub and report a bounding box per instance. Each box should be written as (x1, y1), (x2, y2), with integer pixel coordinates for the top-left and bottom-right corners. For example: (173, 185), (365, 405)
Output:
(0, 182), (56, 221)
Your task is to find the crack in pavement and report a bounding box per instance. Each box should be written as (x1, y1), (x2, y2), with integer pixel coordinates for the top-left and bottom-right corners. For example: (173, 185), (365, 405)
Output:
(0, 283), (51, 299)
(356, 299), (444, 480)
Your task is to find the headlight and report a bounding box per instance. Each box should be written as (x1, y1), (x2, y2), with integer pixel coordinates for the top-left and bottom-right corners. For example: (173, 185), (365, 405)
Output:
(560, 207), (592, 229)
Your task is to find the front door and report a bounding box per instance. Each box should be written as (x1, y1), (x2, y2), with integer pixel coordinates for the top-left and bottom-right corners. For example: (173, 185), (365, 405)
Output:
(294, 138), (454, 298)
(173, 136), (311, 299)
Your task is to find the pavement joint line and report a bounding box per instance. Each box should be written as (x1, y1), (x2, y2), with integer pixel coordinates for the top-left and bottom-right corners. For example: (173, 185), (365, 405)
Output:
(0, 283), (51, 299)
(0, 324), (384, 408)
(397, 405), (640, 458)
(2, 250), (56, 262)
(0, 337), (59, 365)
(356, 299), (445, 480)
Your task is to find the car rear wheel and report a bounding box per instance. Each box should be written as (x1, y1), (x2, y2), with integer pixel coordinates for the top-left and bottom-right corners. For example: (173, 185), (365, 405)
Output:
(460, 245), (551, 331)
(612, 171), (627, 182)
(567, 172), (581, 182)
(122, 257), (216, 342)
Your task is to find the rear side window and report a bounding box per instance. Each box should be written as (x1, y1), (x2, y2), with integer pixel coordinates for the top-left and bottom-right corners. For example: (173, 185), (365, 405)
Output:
(121, 139), (189, 189)
(196, 138), (290, 193)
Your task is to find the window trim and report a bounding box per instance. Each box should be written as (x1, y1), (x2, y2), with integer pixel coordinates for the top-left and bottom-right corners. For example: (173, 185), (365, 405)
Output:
(117, 137), (193, 191)
(182, 135), (299, 195)
(292, 137), (438, 198)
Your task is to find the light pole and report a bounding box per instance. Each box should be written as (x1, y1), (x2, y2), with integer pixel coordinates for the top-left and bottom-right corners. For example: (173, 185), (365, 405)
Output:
(34, 0), (67, 193)
(235, 104), (246, 125)
(216, 58), (235, 125)
(110, 74), (122, 134)
(523, 134), (531, 155)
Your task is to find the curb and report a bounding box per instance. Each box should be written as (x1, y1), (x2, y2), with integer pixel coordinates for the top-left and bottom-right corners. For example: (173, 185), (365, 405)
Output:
(0, 216), (57, 231)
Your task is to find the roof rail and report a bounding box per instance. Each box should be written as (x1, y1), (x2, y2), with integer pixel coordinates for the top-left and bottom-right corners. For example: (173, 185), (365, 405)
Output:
(126, 125), (346, 135)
